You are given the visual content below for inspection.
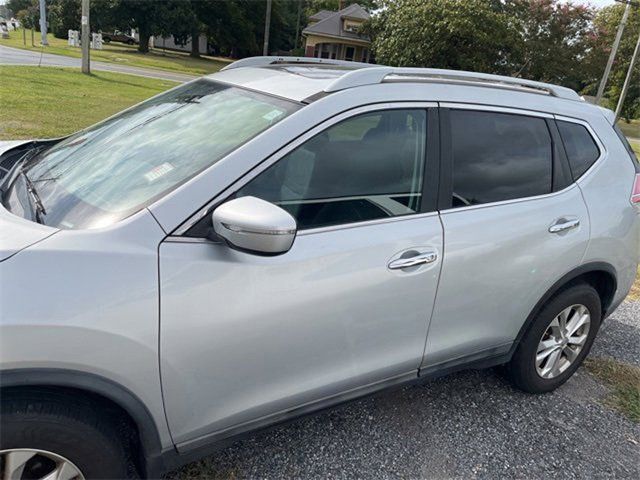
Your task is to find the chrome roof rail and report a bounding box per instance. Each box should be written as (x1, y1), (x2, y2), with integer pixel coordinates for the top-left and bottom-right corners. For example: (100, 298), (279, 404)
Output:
(324, 67), (582, 101)
(222, 56), (374, 71)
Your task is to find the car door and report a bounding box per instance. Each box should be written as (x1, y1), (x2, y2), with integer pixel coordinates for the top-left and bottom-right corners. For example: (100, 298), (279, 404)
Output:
(159, 105), (444, 448)
(422, 105), (591, 372)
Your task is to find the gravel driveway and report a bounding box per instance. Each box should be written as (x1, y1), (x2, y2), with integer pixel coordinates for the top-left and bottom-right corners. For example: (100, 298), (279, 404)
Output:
(167, 301), (640, 479)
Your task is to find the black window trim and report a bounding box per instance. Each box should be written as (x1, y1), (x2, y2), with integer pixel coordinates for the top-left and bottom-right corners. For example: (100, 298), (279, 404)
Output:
(180, 102), (441, 238)
(438, 103), (587, 213)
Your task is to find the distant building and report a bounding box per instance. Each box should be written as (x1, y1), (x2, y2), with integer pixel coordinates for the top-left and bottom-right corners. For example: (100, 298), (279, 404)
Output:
(302, 3), (371, 63)
(150, 34), (209, 55)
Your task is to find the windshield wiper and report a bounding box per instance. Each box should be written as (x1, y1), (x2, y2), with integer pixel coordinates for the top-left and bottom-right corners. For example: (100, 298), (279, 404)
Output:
(20, 169), (47, 224)
(1, 147), (43, 193)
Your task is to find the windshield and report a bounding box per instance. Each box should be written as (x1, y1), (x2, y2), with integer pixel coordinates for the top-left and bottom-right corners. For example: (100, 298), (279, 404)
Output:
(2, 79), (300, 229)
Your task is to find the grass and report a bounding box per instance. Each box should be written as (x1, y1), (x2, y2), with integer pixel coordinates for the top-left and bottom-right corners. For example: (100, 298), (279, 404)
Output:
(617, 119), (640, 140)
(0, 66), (177, 139)
(0, 29), (231, 76)
(585, 357), (640, 422)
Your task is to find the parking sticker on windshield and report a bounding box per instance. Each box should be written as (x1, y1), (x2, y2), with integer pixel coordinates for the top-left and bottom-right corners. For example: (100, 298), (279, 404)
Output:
(144, 162), (174, 183)
(262, 109), (284, 122)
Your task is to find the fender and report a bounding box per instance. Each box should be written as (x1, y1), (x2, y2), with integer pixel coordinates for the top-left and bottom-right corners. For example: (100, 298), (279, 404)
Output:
(508, 261), (617, 358)
(0, 368), (166, 476)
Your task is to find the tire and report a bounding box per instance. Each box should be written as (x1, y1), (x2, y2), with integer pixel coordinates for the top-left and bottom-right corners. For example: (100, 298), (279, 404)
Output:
(507, 283), (601, 393)
(0, 388), (136, 479)
(127, 39), (134, 45)
(103, 37), (111, 43)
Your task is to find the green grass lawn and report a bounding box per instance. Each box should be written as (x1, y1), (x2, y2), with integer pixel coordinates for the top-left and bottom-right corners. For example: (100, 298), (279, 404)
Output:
(0, 66), (177, 139)
(0, 29), (231, 75)
(585, 357), (640, 422)
(617, 119), (640, 140)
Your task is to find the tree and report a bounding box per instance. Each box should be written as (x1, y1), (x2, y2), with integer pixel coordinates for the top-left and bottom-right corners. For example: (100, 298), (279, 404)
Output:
(48, 0), (81, 39)
(586, 3), (640, 120)
(112, 0), (173, 53)
(16, 6), (39, 30)
(369, 0), (520, 74)
(6, 0), (36, 17)
(505, 0), (596, 91)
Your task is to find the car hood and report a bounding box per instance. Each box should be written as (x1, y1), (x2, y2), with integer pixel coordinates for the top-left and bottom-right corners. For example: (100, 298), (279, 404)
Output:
(0, 206), (58, 262)
(0, 139), (33, 156)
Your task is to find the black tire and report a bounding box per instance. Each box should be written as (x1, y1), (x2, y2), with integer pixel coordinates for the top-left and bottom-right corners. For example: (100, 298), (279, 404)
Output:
(126, 39), (134, 45)
(1, 388), (136, 479)
(103, 37), (111, 43)
(507, 283), (601, 393)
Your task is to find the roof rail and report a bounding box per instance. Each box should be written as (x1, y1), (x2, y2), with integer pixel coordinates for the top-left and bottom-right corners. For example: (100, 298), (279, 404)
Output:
(324, 67), (582, 101)
(222, 56), (374, 71)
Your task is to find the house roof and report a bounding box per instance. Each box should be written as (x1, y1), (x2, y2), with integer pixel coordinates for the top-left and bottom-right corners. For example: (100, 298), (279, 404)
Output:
(303, 3), (371, 43)
(308, 10), (334, 22)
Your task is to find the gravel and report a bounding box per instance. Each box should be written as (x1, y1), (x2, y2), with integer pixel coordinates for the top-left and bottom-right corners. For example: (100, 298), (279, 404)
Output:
(166, 301), (640, 479)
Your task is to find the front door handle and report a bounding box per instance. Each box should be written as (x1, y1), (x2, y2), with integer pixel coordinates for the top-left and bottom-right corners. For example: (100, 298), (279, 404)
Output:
(388, 251), (438, 270)
(549, 218), (580, 234)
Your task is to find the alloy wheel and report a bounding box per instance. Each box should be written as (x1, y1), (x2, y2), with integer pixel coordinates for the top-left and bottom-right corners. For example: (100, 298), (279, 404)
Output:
(0, 449), (84, 480)
(535, 304), (591, 379)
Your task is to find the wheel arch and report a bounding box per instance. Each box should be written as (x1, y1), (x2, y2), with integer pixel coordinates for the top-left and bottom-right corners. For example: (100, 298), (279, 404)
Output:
(509, 262), (617, 358)
(0, 368), (166, 477)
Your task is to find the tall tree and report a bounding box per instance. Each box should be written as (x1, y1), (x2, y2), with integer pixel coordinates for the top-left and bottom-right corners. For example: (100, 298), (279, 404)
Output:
(586, 3), (640, 119)
(505, 0), (596, 91)
(6, 0), (35, 16)
(113, 0), (173, 53)
(369, 0), (521, 75)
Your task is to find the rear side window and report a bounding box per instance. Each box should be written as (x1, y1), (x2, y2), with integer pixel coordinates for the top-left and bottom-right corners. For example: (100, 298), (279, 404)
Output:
(557, 121), (600, 179)
(449, 110), (553, 208)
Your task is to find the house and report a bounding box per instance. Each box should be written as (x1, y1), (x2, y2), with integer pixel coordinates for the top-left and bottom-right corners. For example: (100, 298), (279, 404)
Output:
(302, 3), (371, 63)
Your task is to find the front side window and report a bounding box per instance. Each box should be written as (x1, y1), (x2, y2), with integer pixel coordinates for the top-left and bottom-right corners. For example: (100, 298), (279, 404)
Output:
(557, 121), (600, 179)
(2, 80), (300, 229)
(237, 109), (428, 230)
(449, 110), (553, 208)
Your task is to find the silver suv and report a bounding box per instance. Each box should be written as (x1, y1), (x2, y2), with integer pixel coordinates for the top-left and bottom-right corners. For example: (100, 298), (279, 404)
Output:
(1, 57), (639, 479)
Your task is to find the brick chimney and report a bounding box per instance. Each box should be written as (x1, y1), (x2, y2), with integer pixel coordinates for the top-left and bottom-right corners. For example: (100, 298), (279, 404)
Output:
(339, 0), (345, 10)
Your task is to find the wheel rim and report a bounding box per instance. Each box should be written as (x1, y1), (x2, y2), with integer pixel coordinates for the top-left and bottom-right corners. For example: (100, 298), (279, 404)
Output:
(0, 449), (85, 480)
(535, 304), (591, 379)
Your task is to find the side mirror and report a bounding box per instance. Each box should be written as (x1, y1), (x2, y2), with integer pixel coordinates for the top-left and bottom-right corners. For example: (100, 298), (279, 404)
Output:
(212, 196), (297, 256)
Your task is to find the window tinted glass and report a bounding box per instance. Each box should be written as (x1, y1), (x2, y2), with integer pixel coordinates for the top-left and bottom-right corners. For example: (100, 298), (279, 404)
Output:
(450, 110), (553, 207)
(237, 109), (427, 230)
(3, 80), (300, 229)
(557, 121), (600, 179)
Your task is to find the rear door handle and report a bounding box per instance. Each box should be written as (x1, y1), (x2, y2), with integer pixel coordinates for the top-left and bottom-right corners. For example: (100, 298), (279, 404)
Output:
(549, 218), (580, 234)
(388, 251), (438, 270)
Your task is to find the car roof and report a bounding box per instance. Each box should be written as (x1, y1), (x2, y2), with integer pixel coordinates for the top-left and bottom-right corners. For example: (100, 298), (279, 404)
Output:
(206, 65), (354, 102)
(205, 57), (612, 122)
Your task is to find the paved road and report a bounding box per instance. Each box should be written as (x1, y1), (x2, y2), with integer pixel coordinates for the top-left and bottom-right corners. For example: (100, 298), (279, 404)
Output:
(166, 301), (640, 479)
(0, 45), (196, 83)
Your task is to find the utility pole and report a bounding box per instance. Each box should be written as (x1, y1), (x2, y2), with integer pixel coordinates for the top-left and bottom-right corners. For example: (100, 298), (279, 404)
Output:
(38, 0), (48, 45)
(596, 1), (631, 104)
(263, 0), (272, 56)
(615, 30), (640, 120)
(294, 0), (303, 51)
(81, 0), (90, 74)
